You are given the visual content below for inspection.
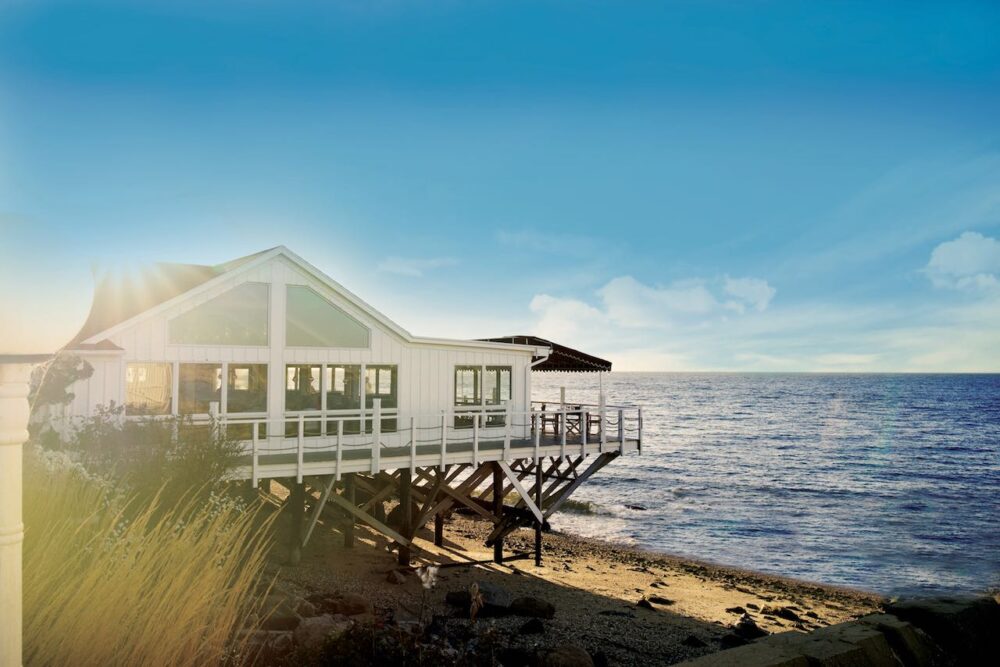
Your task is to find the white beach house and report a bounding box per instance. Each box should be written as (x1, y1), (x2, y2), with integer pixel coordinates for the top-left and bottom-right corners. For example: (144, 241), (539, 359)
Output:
(58, 246), (641, 564)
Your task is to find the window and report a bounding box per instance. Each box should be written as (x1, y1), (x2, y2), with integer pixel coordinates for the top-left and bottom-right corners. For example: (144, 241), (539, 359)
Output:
(125, 363), (172, 415)
(365, 365), (397, 433)
(324, 365), (362, 435)
(285, 365), (322, 411)
(484, 366), (512, 426)
(454, 366), (481, 406)
(168, 283), (269, 345)
(286, 286), (370, 348)
(178, 363), (222, 414)
(227, 364), (267, 413)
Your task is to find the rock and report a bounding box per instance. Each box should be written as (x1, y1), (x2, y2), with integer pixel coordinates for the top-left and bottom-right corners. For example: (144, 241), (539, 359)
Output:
(262, 614), (300, 631)
(745, 603), (760, 611)
(804, 610), (819, 619)
(725, 606), (746, 615)
(293, 614), (352, 652)
(510, 596), (556, 619)
(886, 596), (1000, 665)
(625, 504), (648, 511)
(386, 569), (407, 585)
(295, 599), (318, 618)
(734, 613), (769, 640)
(649, 595), (675, 606)
(637, 597), (654, 610)
(683, 634), (708, 648)
(332, 593), (372, 616)
(775, 607), (802, 622)
(538, 644), (595, 667)
(475, 581), (513, 615)
(519, 618), (545, 635)
(270, 631), (294, 654)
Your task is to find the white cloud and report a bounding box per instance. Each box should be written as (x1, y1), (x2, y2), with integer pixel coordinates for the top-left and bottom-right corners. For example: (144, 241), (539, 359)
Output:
(376, 256), (457, 277)
(926, 231), (1000, 290)
(723, 275), (776, 312)
(529, 294), (606, 340)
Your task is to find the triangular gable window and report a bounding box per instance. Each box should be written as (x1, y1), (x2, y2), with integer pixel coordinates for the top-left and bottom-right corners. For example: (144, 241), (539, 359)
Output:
(286, 286), (370, 348)
(168, 282), (269, 345)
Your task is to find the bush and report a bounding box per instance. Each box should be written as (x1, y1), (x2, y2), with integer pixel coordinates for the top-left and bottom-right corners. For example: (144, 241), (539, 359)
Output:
(64, 402), (245, 506)
(22, 445), (274, 667)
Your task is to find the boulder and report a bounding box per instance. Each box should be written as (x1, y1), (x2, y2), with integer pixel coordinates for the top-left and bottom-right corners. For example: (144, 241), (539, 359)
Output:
(538, 644), (595, 667)
(332, 592), (373, 616)
(510, 596), (556, 619)
(445, 581), (513, 617)
(295, 599), (318, 618)
(886, 596), (1000, 665)
(261, 614), (300, 632)
(649, 595), (675, 606)
(734, 613), (768, 640)
(293, 614), (352, 653)
(386, 569), (407, 585)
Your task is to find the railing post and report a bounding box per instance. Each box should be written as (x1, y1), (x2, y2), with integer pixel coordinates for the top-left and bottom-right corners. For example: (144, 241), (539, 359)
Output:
(638, 407), (643, 454)
(440, 412), (447, 471)
(582, 410), (588, 455)
(409, 415), (417, 470)
(618, 408), (625, 454)
(472, 413), (480, 467)
(251, 421), (259, 486)
(503, 400), (511, 460)
(335, 419), (343, 481)
(209, 400), (220, 441)
(371, 398), (381, 474)
(532, 410), (540, 461)
(296, 413), (304, 483)
(560, 406), (567, 459)
(598, 392), (607, 452)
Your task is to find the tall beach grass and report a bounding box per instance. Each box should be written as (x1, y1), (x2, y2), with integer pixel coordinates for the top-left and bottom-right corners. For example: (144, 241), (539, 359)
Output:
(22, 446), (274, 666)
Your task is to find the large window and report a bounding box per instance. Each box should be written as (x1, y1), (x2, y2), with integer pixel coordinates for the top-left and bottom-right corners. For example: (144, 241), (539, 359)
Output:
(125, 363), (172, 415)
(325, 365), (362, 434)
(168, 282), (269, 346)
(454, 366), (481, 406)
(286, 286), (370, 348)
(286, 365), (321, 411)
(178, 363), (222, 414)
(365, 365), (397, 433)
(227, 364), (267, 413)
(454, 365), (512, 427)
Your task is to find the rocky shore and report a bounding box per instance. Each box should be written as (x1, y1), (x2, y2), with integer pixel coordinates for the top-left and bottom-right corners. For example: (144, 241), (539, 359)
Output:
(245, 512), (886, 665)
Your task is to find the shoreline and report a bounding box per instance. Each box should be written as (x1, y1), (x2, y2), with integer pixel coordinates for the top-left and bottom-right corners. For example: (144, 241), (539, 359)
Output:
(269, 512), (885, 664)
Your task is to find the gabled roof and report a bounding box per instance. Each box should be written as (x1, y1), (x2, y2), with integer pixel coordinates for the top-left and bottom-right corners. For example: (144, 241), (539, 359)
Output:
(69, 246), (544, 355)
(67, 248), (273, 349)
(479, 335), (612, 372)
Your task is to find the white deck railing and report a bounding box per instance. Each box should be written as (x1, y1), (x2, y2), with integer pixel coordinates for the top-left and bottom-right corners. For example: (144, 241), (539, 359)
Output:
(211, 400), (642, 484)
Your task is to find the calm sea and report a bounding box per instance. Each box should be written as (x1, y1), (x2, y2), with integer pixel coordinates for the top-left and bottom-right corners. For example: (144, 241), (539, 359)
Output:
(532, 373), (1000, 597)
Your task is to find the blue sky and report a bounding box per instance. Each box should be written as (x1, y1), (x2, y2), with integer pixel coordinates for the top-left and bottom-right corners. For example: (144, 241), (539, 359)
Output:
(2, 0), (999, 370)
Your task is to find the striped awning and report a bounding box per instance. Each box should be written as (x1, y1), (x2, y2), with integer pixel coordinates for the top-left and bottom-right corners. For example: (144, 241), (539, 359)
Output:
(478, 335), (611, 372)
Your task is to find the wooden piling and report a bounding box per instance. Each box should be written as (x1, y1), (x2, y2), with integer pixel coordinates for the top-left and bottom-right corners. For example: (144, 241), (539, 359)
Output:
(493, 462), (503, 564)
(398, 467), (412, 566)
(288, 480), (306, 565)
(534, 460), (543, 566)
(434, 512), (444, 546)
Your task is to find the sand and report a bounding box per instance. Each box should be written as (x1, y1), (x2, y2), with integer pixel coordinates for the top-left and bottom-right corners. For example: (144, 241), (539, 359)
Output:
(269, 511), (883, 665)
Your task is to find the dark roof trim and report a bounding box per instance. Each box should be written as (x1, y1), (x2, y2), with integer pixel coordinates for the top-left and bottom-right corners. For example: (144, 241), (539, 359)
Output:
(478, 335), (612, 372)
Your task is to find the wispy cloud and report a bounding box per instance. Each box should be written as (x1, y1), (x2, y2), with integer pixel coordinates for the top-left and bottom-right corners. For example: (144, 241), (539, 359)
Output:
(376, 256), (458, 277)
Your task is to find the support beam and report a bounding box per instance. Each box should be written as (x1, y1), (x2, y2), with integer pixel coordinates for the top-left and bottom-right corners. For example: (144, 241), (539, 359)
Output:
(497, 461), (543, 524)
(434, 513), (444, 547)
(325, 489), (410, 547)
(398, 467), (412, 566)
(535, 457), (543, 566)
(302, 474), (336, 548)
(492, 463), (503, 564)
(287, 481), (306, 565)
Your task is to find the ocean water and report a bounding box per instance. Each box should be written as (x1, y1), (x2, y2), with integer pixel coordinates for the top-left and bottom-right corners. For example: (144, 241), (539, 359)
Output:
(532, 373), (1000, 597)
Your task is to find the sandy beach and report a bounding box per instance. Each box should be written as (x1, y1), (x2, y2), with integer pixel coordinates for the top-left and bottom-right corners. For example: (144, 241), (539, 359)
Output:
(268, 510), (884, 665)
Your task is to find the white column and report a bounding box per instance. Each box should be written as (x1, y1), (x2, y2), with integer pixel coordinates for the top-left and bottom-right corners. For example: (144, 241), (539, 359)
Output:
(1, 362), (32, 667)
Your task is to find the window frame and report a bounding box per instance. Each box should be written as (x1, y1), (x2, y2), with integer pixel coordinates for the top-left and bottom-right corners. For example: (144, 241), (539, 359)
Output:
(283, 362), (399, 436)
(166, 282), (270, 347)
(284, 285), (372, 349)
(453, 364), (513, 428)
